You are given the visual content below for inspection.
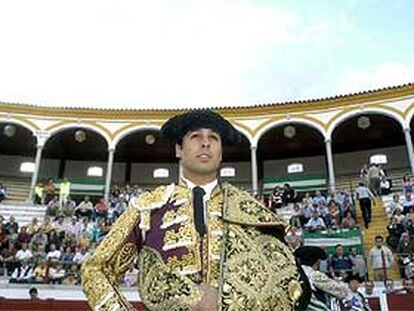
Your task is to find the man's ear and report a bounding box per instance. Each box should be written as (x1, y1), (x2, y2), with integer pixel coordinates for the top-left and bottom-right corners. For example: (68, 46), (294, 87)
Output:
(175, 143), (182, 159)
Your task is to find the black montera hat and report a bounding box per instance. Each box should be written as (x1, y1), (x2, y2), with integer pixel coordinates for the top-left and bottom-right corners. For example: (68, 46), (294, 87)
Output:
(160, 109), (240, 146)
(294, 246), (327, 267)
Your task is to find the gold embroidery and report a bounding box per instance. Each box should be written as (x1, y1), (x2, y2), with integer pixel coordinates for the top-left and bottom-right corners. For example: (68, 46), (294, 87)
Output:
(222, 183), (285, 226)
(81, 208), (139, 311)
(138, 246), (202, 311)
(219, 223), (301, 311)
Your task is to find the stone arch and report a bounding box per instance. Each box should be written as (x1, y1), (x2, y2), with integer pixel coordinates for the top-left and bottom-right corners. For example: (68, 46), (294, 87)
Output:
(45, 122), (110, 147)
(110, 124), (162, 150)
(327, 107), (405, 139)
(254, 117), (326, 146)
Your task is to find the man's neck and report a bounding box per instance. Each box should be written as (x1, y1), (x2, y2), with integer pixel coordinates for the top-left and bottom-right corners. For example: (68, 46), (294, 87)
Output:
(182, 173), (217, 186)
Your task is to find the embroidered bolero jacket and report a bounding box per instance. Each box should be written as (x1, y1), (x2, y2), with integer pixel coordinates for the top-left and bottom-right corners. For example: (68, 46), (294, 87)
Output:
(81, 182), (308, 311)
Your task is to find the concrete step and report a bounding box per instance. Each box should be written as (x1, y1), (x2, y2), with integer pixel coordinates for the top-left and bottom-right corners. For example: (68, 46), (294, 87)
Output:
(0, 203), (47, 226)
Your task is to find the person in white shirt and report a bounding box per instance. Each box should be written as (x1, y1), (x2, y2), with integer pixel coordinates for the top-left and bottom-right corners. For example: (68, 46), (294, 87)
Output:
(46, 243), (61, 262)
(355, 182), (376, 229)
(368, 235), (394, 281)
(10, 259), (34, 283)
(66, 216), (82, 237)
(342, 277), (372, 311)
(15, 243), (33, 262)
(73, 247), (90, 265)
(48, 262), (65, 284)
(305, 211), (326, 231)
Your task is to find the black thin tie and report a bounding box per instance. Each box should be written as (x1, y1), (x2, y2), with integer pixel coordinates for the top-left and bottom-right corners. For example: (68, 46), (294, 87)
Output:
(193, 186), (206, 237)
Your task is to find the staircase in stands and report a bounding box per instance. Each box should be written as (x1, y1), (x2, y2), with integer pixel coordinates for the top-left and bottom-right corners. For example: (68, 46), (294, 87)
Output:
(0, 177), (31, 203)
(0, 177), (46, 226)
(356, 197), (400, 280)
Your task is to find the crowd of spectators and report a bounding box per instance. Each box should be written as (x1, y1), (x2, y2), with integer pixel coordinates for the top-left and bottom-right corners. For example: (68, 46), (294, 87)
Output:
(385, 174), (414, 280)
(0, 182), (145, 287)
(269, 186), (358, 232)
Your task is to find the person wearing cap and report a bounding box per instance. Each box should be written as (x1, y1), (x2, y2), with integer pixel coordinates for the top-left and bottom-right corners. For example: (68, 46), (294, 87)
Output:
(82, 109), (310, 310)
(295, 246), (351, 310)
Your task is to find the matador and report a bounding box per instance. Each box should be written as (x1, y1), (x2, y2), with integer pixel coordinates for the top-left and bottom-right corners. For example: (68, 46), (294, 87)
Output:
(82, 109), (311, 310)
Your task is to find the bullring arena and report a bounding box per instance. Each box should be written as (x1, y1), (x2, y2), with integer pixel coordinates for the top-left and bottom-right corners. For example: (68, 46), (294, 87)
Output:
(1, 83), (414, 310)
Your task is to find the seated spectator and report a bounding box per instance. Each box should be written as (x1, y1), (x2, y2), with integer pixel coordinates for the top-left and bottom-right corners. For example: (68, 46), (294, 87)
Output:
(43, 178), (57, 205)
(317, 201), (331, 227)
(46, 196), (60, 218)
(329, 201), (341, 226)
(380, 177), (391, 195)
(398, 233), (414, 261)
(10, 259), (34, 283)
(289, 204), (303, 228)
(32, 259), (47, 283)
(27, 217), (40, 236)
(403, 174), (413, 195)
(17, 226), (31, 245)
(94, 198), (108, 219)
(388, 194), (403, 215)
(47, 229), (62, 252)
(30, 228), (48, 251)
(48, 262), (65, 284)
(66, 216), (81, 237)
(79, 217), (95, 240)
(0, 223), (9, 254)
(62, 233), (77, 252)
(96, 218), (111, 243)
(62, 264), (80, 285)
(76, 233), (91, 250)
(52, 216), (66, 236)
(31, 244), (46, 264)
(282, 183), (295, 205)
(340, 201), (356, 220)
(305, 211), (326, 231)
(41, 216), (53, 234)
(3, 242), (18, 276)
(72, 247), (90, 265)
(123, 266), (139, 287)
(113, 197), (128, 220)
(60, 246), (75, 269)
(330, 244), (353, 279)
(406, 207), (414, 224)
(0, 183), (6, 203)
(349, 246), (367, 282)
(406, 219), (414, 238)
(270, 186), (283, 210)
(386, 217), (404, 249)
(61, 195), (76, 217)
(16, 242), (33, 262)
(75, 196), (94, 220)
(4, 215), (19, 235)
(302, 202), (315, 224)
(342, 277), (372, 311)
(393, 208), (406, 225)
(8, 226), (18, 245)
(312, 190), (326, 207)
(403, 192), (414, 214)
(341, 211), (357, 229)
(46, 243), (61, 262)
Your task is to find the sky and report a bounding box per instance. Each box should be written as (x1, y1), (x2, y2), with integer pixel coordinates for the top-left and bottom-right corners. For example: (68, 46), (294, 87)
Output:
(0, 0), (413, 110)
